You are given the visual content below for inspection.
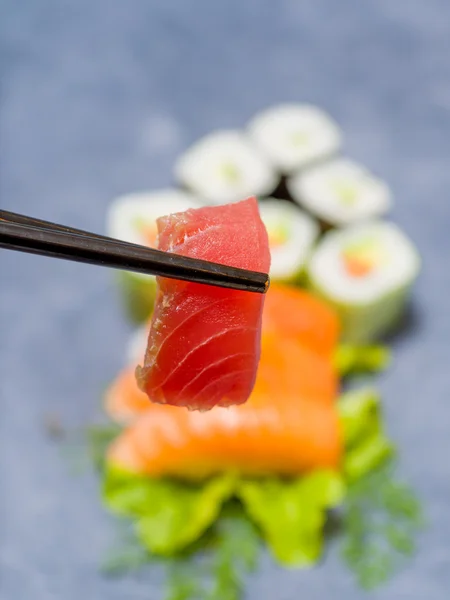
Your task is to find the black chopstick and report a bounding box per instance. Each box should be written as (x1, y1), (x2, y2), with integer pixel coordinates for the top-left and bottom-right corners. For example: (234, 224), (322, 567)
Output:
(0, 210), (269, 294)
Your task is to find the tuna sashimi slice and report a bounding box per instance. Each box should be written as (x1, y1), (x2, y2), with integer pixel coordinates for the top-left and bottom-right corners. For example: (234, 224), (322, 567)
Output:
(136, 197), (270, 411)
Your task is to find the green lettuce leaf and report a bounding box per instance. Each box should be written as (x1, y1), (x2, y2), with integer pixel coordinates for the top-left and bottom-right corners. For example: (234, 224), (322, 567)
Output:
(338, 388), (394, 482)
(103, 467), (237, 556)
(237, 470), (345, 566)
(339, 387), (380, 447)
(335, 344), (391, 376)
(103, 466), (158, 517)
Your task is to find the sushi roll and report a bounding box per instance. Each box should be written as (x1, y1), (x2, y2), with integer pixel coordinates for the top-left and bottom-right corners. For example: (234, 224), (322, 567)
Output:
(307, 221), (420, 342)
(174, 130), (278, 205)
(107, 189), (202, 323)
(287, 158), (391, 227)
(247, 104), (341, 174)
(258, 199), (319, 284)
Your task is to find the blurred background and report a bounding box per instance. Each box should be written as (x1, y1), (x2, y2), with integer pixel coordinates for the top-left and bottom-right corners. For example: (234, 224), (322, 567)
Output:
(1, 1), (450, 599)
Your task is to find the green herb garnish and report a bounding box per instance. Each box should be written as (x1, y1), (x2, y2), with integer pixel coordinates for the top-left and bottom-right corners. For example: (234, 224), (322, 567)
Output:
(338, 389), (423, 588)
(341, 461), (423, 590)
(207, 512), (259, 600)
(166, 559), (203, 600)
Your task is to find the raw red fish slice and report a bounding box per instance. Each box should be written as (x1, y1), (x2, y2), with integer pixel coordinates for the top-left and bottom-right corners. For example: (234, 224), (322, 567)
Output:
(175, 352), (253, 405)
(143, 296), (256, 395)
(136, 198), (270, 411)
(157, 201), (261, 260)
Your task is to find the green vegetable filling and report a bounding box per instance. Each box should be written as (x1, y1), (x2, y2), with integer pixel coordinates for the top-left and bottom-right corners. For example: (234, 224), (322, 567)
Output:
(332, 181), (360, 206)
(219, 163), (241, 184)
(267, 221), (290, 247)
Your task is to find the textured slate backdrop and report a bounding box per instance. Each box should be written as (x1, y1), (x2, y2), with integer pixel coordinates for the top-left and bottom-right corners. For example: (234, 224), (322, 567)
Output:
(1, 1), (450, 598)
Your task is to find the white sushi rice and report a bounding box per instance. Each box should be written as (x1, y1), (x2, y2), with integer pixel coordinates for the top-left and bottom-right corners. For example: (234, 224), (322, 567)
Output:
(107, 188), (202, 250)
(247, 104), (341, 173)
(287, 158), (391, 227)
(308, 221), (420, 305)
(259, 199), (319, 281)
(174, 130), (278, 205)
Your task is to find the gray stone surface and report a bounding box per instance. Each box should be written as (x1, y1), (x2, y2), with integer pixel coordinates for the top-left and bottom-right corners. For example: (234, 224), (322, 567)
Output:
(1, 1), (450, 598)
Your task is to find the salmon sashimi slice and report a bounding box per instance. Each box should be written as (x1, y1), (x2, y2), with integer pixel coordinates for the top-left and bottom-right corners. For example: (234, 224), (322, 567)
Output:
(106, 333), (338, 424)
(107, 396), (341, 479)
(262, 284), (340, 357)
(252, 333), (338, 405)
(136, 198), (270, 411)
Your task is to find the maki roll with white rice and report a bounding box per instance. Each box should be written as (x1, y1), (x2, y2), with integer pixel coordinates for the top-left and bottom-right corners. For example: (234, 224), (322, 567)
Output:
(258, 199), (319, 284)
(107, 189), (202, 323)
(287, 158), (391, 227)
(247, 104), (341, 174)
(174, 130), (278, 205)
(307, 221), (420, 342)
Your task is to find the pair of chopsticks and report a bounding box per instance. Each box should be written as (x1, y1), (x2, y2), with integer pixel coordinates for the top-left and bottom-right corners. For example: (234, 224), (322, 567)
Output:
(0, 209), (269, 294)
